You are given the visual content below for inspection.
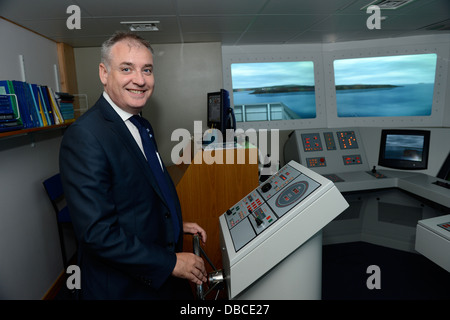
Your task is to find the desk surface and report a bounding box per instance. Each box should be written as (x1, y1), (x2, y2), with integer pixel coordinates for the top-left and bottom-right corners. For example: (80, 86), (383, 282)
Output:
(329, 169), (450, 208)
(418, 214), (450, 241)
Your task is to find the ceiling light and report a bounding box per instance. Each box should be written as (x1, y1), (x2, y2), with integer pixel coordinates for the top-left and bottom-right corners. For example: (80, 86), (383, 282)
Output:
(120, 21), (160, 32)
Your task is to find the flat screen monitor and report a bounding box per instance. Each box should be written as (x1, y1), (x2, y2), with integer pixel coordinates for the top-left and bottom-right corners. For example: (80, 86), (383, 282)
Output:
(207, 90), (227, 130)
(207, 89), (232, 134)
(207, 92), (222, 126)
(378, 129), (430, 170)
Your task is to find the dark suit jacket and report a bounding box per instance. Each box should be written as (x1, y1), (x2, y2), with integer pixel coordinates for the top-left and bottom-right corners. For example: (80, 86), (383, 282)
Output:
(59, 95), (190, 299)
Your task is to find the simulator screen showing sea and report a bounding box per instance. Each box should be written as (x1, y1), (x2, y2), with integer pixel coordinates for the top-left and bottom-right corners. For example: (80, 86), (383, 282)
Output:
(385, 134), (424, 161)
(231, 61), (316, 121)
(333, 53), (437, 117)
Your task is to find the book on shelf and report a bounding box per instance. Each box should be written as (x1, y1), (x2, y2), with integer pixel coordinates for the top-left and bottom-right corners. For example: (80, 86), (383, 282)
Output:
(0, 80), (72, 134)
(55, 92), (75, 121)
(0, 95), (23, 132)
(0, 80), (23, 132)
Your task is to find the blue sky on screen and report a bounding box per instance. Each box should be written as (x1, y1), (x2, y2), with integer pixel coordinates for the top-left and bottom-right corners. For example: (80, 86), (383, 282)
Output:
(334, 53), (437, 85)
(231, 61), (315, 89)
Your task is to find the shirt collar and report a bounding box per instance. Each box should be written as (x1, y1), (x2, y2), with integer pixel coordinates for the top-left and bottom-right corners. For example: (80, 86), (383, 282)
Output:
(103, 91), (134, 121)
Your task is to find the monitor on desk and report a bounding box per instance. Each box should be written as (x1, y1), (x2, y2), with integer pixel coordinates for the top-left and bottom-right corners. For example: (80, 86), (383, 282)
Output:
(207, 89), (235, 134)
(207, 90), (224, 129)
(378, 129), (430, 170)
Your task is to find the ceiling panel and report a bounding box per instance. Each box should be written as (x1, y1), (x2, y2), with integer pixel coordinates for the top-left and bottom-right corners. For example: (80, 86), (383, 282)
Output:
(182, 32), (241, 44)
(248, 14), (329, 32)
(176, 0), (268, 15)
(260, 0), (359, 14)
(308, 14), (369, 31)
(179, 16), (254, 33)
(0, 0), (74, 20)
(0, 0), (449, 47)
(75, 0), (177, 17)
(238, 31), (301, 45)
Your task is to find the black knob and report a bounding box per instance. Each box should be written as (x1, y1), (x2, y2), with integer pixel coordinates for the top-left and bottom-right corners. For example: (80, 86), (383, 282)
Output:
(261, 183), (272, 193)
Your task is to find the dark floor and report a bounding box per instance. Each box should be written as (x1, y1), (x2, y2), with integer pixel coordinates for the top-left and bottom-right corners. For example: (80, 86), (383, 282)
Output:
(322, 241), (450, 300)
(55, 241), (450, 300)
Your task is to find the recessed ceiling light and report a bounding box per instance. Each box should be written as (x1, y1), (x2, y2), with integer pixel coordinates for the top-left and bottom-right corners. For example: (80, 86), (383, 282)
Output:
(120, 21), (160, 32)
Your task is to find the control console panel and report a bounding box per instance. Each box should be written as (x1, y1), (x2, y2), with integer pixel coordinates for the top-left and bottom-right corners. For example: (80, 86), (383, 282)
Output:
(223, 164), (321, 251)
(284, 128), (370, 179)
(219, 161), (349, 299)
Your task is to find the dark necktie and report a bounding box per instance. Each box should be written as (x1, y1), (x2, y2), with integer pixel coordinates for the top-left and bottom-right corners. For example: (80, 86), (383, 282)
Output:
(129, 115), (180, 242)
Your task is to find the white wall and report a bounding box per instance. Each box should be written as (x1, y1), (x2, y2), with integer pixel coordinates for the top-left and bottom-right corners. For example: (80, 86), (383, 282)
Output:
(73, 47), (103, 107)
(0, 19), (59, 88)
(0, 18), (65, 299)
(0, 134), (64, 299)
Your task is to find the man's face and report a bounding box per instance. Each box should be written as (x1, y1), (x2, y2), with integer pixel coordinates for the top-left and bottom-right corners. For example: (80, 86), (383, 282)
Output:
(99, 40), (154, 114)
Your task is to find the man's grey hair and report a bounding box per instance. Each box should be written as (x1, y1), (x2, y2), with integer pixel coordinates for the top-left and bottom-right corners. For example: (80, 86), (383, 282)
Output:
(101, 31), (153, 69)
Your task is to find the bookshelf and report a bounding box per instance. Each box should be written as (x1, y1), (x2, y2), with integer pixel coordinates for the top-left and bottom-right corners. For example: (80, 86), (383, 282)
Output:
(0, 40), (82, 139)
(0, 83), (78, 140)
(0, 121), (73, 139)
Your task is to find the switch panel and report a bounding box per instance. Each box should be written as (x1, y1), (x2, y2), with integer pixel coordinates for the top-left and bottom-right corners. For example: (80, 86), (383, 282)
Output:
(337, 131), (359, 150)
(306, 157), (327, 168)
(301, 133), (323, 152)
(343, 154), (363, 165)
(323, 132), (337, 150)
(284, 128), (369, 175)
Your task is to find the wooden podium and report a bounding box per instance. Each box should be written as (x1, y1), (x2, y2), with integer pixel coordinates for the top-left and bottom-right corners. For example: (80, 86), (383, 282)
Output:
(168, 146), (259, 276)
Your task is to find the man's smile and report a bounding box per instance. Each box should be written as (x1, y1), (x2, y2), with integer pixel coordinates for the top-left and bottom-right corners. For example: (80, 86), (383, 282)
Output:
(127, 88), (147, 95)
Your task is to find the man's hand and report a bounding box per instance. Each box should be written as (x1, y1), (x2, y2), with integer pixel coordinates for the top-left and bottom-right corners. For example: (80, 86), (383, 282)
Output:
(172, 222), (208, 284)
(183, 222), (207, 244)
(172, 252), (207, 285)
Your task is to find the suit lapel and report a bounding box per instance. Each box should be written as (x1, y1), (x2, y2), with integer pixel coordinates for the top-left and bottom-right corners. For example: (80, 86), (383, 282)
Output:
(97, 96), (169, 209)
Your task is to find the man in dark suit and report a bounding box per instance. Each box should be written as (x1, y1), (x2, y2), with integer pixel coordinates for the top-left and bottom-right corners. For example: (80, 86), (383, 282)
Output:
(59, 31), (207, 299)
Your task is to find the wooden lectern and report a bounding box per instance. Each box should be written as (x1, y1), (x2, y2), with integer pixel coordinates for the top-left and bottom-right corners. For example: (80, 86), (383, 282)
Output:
(168, 145), (259, 277)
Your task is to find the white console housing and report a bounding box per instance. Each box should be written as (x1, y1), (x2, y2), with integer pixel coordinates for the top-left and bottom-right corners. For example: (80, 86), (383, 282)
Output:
(219, 160), (349, 299)
(416, 215), (450, 272)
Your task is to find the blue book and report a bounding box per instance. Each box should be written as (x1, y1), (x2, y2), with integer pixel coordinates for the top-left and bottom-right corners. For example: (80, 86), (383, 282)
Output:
(29, 84), (43, 127)
(0, 81), (22, 127)
(0, 95), (15, 121)
(0, 95), (13, 114)
(12, 80), (32, 128)
(22, 82), (40, 127)
(38, 86), (51, 125)
(40, 85), (55, 125)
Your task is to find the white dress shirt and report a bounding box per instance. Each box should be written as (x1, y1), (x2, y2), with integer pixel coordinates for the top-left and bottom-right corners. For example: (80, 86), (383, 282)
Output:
(103, 91), (163, 170)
